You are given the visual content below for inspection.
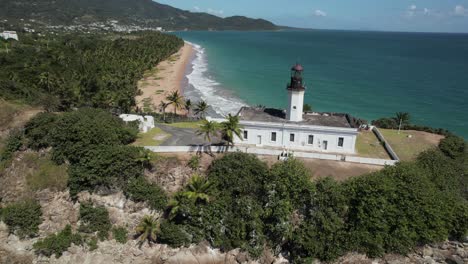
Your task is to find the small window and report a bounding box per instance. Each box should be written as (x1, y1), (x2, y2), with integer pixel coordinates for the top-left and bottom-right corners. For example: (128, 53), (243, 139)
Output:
(243, 130), (248, 140)
(338, 137), (344, 147)
(308, 135), (314, 145)
(293, 106), (297, 109)
(271, 132), (277, 142)
(290, 133), (295, 142)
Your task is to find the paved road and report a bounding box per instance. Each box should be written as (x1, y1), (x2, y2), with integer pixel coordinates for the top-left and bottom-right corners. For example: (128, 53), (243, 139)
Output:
(157, 124), (223, 146)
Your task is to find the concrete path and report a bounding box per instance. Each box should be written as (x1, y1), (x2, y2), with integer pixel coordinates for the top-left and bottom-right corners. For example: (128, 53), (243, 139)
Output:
(157, 124), (223, 146)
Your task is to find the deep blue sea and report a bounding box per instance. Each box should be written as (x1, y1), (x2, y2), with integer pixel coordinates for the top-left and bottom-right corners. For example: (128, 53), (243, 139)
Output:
(174, 30), (468, 138)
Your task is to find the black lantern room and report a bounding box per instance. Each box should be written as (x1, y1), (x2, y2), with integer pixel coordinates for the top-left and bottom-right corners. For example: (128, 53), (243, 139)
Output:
(287, 64), (306, 91)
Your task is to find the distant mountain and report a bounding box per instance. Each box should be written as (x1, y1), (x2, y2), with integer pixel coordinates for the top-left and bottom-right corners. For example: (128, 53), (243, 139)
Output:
(0, 0), (278, 31)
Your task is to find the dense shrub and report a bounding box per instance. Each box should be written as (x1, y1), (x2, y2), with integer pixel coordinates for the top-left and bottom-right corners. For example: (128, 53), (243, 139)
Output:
(417, 149), (467, 199)
(112, 226), (128, 244)
(1, 200), (43, 238)
(78, 202), (111, 241)
(287, 178), (348, 262)
(157, 221), (191, 247)
(68, 145), (144, 196)
(344, 163), (453, 257)
(439, 135), (466, 159)
(371, 117), (398, 129)
(47, 108), (138, 164)
(33, 225), (83, 257)
(0, 129), (23, 162)
(208, 152), (268, 197)
(124, 177), (168, 211)
(24, 112), (57, 150)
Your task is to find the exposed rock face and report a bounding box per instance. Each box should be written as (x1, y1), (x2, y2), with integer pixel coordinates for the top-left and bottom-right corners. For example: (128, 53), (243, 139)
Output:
(145, 158), (193, 194)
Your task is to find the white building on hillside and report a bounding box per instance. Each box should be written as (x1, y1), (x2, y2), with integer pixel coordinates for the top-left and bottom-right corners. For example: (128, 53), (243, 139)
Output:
(208, 64), (359, 154)
(119, 114), (155, 133)
(0, 31), (19, 41)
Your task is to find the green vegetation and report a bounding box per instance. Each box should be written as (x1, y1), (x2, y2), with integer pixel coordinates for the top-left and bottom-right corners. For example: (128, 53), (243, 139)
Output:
(135, 215), (159, 246)
(439, 135), (466, 159)
(0, 32), (183, 112)
(194, 101), (209, 119)
(380, 129), (442, 161)
(187, 155), (201, 170)
(372, 112), (451, 136)
(157, 221), (191, 248)
(112, 227), (128, 244)
(133, 127), (171, 146)
(166, 121), (202, 129)
(356, 130), (390, 159)
(0, 0), (277, 31)
(124, 177), (168, 211)
(166, 91), (184, 115)
(0, 129), (23, 163)
(196, 120), (219, 142)
(33, 225), (83, 257)
(1, 200), (43, 238)
(78, 202), (112, 241)
(157, 141), (467, 261)
(25, 153), (68, 191)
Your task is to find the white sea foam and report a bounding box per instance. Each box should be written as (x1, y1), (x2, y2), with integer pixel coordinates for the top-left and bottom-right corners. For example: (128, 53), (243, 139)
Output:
(185, 41), (246, 117)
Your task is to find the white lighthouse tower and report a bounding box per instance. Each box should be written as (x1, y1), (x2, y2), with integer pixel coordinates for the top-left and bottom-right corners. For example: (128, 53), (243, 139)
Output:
(286, 64), (306, 122)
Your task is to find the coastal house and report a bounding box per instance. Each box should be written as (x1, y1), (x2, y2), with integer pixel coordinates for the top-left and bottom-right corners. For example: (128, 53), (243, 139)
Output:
(119, 114), (155, 133)
(208, 64), (359, 154)
(0, 31), (19, 41)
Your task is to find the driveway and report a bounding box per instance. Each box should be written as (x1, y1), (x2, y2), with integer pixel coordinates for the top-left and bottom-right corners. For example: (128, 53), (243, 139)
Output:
(157, 124), (223, 146)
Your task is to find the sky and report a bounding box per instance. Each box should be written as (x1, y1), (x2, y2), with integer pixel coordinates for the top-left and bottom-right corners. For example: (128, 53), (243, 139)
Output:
(157, 0), (468, 33)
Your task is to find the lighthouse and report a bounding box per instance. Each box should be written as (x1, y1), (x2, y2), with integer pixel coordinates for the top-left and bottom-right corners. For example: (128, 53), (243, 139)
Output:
(286, 64), (306, 122)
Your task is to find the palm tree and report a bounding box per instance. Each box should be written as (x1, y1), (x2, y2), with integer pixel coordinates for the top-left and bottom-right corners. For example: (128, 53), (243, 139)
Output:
(194, 101), (209, 119)
(395, 112), (411, 132)
(395, 112), (411, 125)
(135, 215), (159, 247)
(184, 99), (192, 117)
(221, 114), (243, 146)
(196, 120), (219, 142)
(159, 101), (170, 122)
(181, 174), (214, 204)
(166, 91), (184, 115)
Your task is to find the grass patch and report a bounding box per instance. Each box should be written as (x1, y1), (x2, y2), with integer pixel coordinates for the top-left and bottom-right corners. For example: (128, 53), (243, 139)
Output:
(356, 131), (390, 159)
(155, 90), (165, 95)
(166, 121), (202, 129)
(24, 153), (68, 191)
(0, 100), (25, 129)
(379, 129), (442, 161)
(133, 127), (171, 146)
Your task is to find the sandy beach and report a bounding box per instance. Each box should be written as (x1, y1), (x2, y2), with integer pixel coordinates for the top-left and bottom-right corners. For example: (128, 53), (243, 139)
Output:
(136, 42), (194, 114)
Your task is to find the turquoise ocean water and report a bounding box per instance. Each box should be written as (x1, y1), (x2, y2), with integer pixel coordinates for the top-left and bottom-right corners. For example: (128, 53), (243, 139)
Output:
(174, 30), (468, 138)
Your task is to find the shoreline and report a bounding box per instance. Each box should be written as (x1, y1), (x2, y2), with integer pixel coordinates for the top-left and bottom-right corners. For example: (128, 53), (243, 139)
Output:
(136, 42), (194, 114)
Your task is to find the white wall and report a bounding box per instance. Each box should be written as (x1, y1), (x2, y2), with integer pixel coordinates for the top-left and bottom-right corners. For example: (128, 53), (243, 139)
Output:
(286, 90), (304, 122)
(233, 122), (357, 154)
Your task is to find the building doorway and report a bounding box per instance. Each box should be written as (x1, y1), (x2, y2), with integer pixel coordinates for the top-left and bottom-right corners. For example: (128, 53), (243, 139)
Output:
(257, 135), (262, 145)
(323, 140), (328, 150)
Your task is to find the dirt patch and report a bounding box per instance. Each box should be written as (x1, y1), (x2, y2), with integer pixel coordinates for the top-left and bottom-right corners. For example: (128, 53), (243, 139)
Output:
(259, 156), (382, 182)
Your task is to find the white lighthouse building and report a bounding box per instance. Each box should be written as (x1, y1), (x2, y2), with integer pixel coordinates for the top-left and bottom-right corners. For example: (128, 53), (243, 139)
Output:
(208, 64), (359, 154)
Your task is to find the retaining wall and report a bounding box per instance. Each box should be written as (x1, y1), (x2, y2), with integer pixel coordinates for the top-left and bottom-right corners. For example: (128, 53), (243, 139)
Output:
(372, 127), (400, 161)
(145, 145), (397, 166)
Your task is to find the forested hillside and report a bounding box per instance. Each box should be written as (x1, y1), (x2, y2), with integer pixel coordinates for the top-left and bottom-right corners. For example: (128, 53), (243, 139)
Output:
(0, 32), (183, 112)
(0, 0), (277, 31)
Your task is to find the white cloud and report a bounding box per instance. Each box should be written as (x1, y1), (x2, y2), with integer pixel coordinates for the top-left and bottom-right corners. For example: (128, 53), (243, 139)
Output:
(193, 6), (200, 12)
(207, 8), (224, 16)
(423, 8), (430, 15)
(314, 10), (327, 17)
(409, 4), (417, 11)
(454, 5), (466, 16)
